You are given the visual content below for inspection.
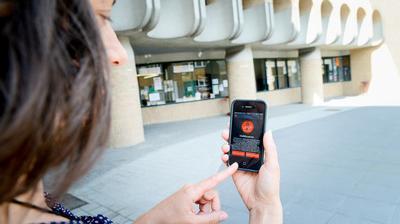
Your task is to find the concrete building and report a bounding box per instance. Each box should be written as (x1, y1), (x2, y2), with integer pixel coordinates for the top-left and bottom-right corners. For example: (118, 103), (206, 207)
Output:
(107, 0), (400, 148)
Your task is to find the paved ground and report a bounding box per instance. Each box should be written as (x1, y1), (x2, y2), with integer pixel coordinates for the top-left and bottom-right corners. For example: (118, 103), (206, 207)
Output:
(220, 106), (400, 224)
(64, 103), (400, 224)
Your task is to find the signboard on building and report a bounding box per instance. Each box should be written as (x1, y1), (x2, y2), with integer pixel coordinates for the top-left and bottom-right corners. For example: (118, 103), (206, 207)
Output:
(173, 64), (194, 73)
(138, 66), (161, 75)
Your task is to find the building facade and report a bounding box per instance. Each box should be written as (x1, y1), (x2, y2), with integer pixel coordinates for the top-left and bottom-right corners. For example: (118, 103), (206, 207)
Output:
(108, 0), (400, 148)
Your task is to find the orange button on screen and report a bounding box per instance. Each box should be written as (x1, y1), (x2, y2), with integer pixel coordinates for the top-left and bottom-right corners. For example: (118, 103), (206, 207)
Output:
(246, 152), (260, 159)
(231, 150), (245, 157)
(241, 120), (254, 134)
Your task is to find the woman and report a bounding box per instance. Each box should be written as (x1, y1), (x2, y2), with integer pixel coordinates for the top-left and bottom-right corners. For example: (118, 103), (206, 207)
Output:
(0, 0), (282, 223)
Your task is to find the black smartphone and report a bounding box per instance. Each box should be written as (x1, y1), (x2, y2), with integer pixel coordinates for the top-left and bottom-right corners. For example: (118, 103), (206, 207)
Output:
(228, 99), (267, 172)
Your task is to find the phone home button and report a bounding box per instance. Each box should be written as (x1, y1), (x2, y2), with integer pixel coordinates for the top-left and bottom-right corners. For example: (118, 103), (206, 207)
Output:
(242, 161), (247, 166)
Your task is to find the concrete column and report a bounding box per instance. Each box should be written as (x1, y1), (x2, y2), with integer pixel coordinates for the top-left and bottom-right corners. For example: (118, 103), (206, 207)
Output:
(300, 48), (324, 105)
(109, 36), (145, 148)
(226, 45), (257, 103)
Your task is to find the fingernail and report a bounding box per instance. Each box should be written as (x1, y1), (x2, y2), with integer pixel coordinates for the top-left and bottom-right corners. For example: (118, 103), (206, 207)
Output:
(219, 211), (228, 220)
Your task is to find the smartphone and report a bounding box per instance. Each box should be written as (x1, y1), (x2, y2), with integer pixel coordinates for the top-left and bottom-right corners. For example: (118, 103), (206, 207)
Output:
(228, 99), (267, 172)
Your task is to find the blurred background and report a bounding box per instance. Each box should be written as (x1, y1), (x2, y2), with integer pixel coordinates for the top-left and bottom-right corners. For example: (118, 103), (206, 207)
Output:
(61, 0), (400, 223)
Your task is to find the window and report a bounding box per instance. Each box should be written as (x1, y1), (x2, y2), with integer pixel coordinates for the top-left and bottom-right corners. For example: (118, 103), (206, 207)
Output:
(266, 60), (277, 90)
(254, 58), (301, 91)
(322, 55), (351, 83)
(254, 59), (267, 91)
(342, 56), (351, 81)
(323, 58), (334, 82)
(137, 60), (228, 107)
(287, 59), (301, 87)
(276, 60), (289, 89)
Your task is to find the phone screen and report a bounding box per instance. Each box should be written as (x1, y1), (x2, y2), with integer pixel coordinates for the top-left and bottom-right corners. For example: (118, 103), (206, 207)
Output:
(229, 100), (266, 172)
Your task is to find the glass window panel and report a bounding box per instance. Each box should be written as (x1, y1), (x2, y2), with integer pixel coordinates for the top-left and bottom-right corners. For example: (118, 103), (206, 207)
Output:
(322, 59), (330, 83)
(137, 64), (166, 106)
(287, 59), (301, 88)
(194, 63), (210, 99)
(254, 59), (268, 91)
(342, 56), (351, 81)
(336, 57), (344, 81)
(332, 58), (339, 82)
(323, 58), (336, 83)
(322, 56), (352, 83)
(205, 60), (229, 97)
(266, 60), (277, 91)
(165, 62), (193, 102)
(276, 60), (288, 89)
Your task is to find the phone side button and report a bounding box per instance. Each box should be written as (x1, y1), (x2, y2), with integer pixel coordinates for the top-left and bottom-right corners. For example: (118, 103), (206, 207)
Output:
(246, 152), (260, 159)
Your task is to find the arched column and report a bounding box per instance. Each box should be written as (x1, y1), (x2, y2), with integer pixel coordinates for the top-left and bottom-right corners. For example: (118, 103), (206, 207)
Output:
(226, 45), (257, 103)
(300, 48), (324, 105)
(109, 36), (145, 148)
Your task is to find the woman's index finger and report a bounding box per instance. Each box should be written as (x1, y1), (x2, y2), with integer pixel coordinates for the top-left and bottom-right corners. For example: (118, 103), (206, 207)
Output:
(194, 163), (238, 196)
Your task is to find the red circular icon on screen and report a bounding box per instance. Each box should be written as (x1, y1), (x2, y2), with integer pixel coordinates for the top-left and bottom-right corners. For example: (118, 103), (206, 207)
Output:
(241, 120), (254, 134)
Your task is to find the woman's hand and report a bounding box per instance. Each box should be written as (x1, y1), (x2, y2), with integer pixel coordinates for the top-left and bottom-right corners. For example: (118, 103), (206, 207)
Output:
(221, 130), (283, 224)
(135, 163), (239, 224)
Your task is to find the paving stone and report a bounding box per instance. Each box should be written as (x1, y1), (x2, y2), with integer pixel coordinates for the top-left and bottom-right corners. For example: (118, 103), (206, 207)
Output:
(337, 196), (396, 223)
(111, 215), (131, 224)
(327, 212), (385, 224)
(388, 204), (400, 224)
(79, 202), (101, 213)
(290, 188), (347, 211)
(89, 206), (112, 217)
(70, 208), (87, 217)
(284, 202), (334, 224)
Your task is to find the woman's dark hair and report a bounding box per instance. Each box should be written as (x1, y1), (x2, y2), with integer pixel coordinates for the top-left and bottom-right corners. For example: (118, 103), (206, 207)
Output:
(0, 0), (110, 203)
